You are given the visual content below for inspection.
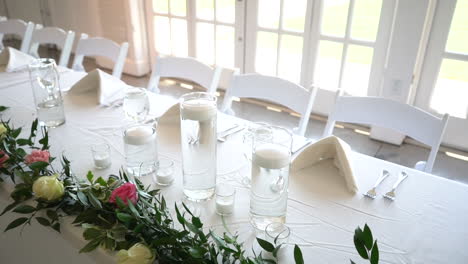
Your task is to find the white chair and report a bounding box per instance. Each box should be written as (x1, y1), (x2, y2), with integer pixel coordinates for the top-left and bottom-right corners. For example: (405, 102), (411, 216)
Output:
(147, 56), (223, 94)
(0, 19), (34, 53)
(29, 26), (75, 67)
(323, 90), (449, 173)
(221, 73), (318, 136)
(72, 34), (129, 79)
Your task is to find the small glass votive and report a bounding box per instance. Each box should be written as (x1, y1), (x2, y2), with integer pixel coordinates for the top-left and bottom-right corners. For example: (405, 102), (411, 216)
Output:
(265, 222), (290, 245)
(91, 143), (111, 169)
(136, 161), (157, 178)
(154, 157), (174, 186)
(215, 184), (236, 216)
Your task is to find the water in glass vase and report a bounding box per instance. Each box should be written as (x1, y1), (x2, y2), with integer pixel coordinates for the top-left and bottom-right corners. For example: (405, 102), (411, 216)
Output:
(36, 99), (66, 127)
(180, 93), (217, 201)
(250, 143), (290, 230)
(124, 125), (158, 176)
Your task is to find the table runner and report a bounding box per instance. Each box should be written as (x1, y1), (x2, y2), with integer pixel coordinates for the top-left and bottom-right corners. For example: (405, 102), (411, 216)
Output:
(1, 70), (468, 263)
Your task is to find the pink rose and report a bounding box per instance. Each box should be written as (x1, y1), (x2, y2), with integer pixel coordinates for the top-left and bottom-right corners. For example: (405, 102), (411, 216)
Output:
(25, 150), (50, 164)
(109, 183), (138, 206)
(0, 150), (9, 168)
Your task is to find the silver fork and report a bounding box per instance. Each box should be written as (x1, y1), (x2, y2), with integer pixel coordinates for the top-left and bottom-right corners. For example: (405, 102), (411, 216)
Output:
(383, 171), (408, 201)
(217, 126), (244, 142)
(364, 170), (390, 199)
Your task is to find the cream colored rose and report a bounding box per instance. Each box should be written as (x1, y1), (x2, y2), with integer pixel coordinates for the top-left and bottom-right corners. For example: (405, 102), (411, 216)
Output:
(116, 243), (155, 264)
(32, 174), (65, 201)
(0, 124), (6, 138)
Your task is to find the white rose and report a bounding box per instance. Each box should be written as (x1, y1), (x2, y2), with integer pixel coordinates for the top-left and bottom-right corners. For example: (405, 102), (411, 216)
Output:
(116, 243), (155, 264)
(32, 174), (65, 201)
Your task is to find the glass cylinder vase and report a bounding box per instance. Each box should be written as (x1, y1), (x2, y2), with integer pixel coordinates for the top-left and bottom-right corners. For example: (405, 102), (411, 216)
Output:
(180, 92), (217, 201)
(124, 124), (158, 176)
(28, 58), (65, 127)
(249, 124), (292, 230)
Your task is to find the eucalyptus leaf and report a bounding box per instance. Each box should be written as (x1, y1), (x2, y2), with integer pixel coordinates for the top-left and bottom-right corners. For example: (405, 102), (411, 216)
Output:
(87, 192), (102, 209)
(353, 235), (369, 259)
(4, 217), (28, 232)
(28, 161), (49, 171)
(116, 212), (133, 223)
(83, 228), (102, 240)
(370, 240), (379, 264)
(36, 217), (51, 226)
(79, 238), (102, 253)
(294, 245), (304, 264)
(13, 205), (36, 214)
(363, 224), (374, 250)
(257, 238), (274, 252)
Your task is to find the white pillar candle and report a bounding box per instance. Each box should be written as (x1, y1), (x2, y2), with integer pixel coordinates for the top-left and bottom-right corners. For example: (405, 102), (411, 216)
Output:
(124, 126), (156, 145)
(216, 199), (234, 215)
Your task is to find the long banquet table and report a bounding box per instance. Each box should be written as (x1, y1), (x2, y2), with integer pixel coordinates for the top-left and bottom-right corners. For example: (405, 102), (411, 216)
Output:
(1, 69), (468, 263)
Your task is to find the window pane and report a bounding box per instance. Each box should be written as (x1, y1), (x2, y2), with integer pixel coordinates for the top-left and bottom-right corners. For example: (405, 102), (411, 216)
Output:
(278, 35), (303, 82)
(255, 31), (278, 76)
(196, 0), (214, 20)
(258, 0), (280, 29)
(154, 16), (171, 54)
(430, 59), (468, 118)
(321, 0), (350, 37)
(351, 0), (382, 41)
(153, 0), (168, 14)
(282, 0), (307, 32)
(216, 0), (235, 24)
(170, 0), (186, 16)
(446, 0), (468, 54)
(171, 18), (188, 56)
(196, 22), (215, 64)
(216, 25), (235, 67)
(342, 45), (373, 96)
(314, 40), (343, 90)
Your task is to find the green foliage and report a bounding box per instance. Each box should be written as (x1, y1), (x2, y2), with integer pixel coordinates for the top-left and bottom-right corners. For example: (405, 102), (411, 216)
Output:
(352, 224), (379, 264)
(0, 108), (367, 264)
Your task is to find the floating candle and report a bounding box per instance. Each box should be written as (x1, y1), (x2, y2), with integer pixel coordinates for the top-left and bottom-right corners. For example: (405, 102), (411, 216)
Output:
(181, 99), (217, 121)
(124, 125), (156, 145)
(216, 199), (234, 215)
(252, 143), (290, 169)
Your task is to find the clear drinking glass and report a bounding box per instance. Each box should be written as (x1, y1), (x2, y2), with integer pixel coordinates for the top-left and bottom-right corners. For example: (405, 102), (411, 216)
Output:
(249, 125), (292, 230)
(123, 87), (150, 122)
(124, 124), (158, 176)
(28, 58), (65, 127)
(154, 157), (174, 186)
(180, 92), (217, 201)
(91, 143), (111, 169)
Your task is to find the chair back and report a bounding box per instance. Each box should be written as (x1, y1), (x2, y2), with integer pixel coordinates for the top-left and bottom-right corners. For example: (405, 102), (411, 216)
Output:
(72, 34), (129, 79)
(0, 19), (34, 53)
(221, 73), (317, 136)
(147, 56), (222, 94)
(323, 90), (449, 172)
(29, 26), (75, 67)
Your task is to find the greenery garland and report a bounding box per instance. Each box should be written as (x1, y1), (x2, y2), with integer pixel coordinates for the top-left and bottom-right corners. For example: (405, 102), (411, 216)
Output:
(0, 105), (379, 264)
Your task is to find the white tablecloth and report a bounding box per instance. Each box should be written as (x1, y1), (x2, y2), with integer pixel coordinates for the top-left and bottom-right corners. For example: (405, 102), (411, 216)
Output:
(1, 71), (468, 263)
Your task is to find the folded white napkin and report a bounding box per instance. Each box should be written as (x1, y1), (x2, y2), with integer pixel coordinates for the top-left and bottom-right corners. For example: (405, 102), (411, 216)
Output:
(292, 136), (359, 193)
(67, 69), (127, 106)
(0, 47), (36, 72)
